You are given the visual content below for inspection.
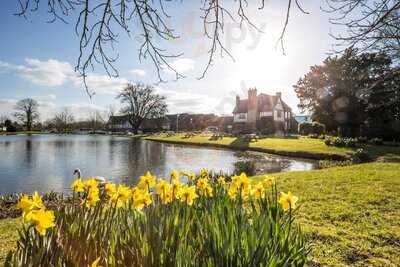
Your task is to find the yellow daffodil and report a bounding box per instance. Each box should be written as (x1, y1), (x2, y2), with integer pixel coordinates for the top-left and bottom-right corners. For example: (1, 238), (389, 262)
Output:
(25, 209), (55, 236)
(91, 257), (101, 267)
(138, 171), (155, 190)
(105, 183), (117, 196)
(227, 185), (237, 200)
(16, 195), (34, 212)
(263, 176), (275, 188)
(171, 179), (182, 199)
(85, 178), (99, 190)
(217, 176), (225, 186)
(16, 192), (45, 218)
(196, 178), (213, 197)
(156, 180), (173, 204)
(231, 174), (240, 185)
(196, 178), (208, 190)
(132, 189), (152, 210)
(71, 178), (85, 193)
(236, 173), (251, 191)
(109, 185), (132, 208)
(182, 171), (195, 181)
(200, 168), (208, 178)
(178, 185), (198, 205)
(170, 169), (179, 182)
(31, 191), (44, 207)
(84, 188), (100, 208)
(251, 182), (265, 200)
(278, 191), (298, 211)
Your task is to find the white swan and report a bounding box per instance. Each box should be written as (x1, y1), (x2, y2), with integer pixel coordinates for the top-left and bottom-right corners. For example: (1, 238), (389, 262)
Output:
(73, 168), (106, 185)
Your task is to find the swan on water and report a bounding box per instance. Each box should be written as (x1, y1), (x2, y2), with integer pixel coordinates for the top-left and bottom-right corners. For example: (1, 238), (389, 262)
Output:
(73, 168), (106, 184)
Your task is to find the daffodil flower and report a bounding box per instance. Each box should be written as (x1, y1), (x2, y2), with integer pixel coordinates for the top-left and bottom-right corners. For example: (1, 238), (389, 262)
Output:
(278, 191), (298, 211)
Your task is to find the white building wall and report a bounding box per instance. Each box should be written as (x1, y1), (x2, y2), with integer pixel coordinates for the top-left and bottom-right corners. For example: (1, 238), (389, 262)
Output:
(260, 111), (273, 117)
(233, 113), (247, 122)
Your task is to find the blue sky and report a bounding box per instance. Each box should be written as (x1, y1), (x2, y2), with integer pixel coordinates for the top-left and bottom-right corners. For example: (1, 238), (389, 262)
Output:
(0, 0), (338, 120)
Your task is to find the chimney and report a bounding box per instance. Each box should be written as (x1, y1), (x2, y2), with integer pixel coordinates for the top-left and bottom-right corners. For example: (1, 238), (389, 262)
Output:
(276, 92), (282, 99)
(248, 88), (258, 111)
(236, 95), (240, 107)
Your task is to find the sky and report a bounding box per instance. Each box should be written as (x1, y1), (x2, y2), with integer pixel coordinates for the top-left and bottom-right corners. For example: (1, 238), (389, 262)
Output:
(0, 0), (339, 121)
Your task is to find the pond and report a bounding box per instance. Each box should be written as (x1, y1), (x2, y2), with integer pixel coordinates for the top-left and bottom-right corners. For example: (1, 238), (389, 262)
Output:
(0, 134), (318, 194)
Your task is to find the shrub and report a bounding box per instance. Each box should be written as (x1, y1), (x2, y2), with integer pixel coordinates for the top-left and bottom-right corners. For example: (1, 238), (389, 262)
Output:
(299, 121), (326, 135)
(368, 138), (383, 145)
(357, 136), (368, 144)
(234, 160), (256, 176)
(308, 133), (319, 139)
(319, 160), (353, 169)
(324, 137), (357, 148)
(8, 171), (309, 266)
(352, 148), (371, 163)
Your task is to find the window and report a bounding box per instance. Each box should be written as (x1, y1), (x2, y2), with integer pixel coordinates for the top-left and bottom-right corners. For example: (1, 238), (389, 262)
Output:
(277, 110), (282, 118)
(238, 113), (246, 119)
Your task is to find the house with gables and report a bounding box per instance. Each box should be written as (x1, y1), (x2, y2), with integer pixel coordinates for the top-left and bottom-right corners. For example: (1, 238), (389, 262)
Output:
(232, 88), (293, 133)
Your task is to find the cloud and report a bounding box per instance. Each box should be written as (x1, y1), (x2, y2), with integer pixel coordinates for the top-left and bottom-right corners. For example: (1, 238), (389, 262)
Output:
(72, 74), (129, 95)
(155, 87), (219, 114)
(164, 58), (195, 74)
(61, 103), (107, 120)
(129, 69), (146, 77)
(0, 58), (74, 86)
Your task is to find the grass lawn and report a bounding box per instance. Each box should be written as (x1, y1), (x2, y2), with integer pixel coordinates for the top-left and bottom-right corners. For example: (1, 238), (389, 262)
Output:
(145, 134), (400, 161)
(145, 134), (352, 159)
(1, 163), (399, 266)
(0, 218), (21, 264)
(254, 163), (400, 266)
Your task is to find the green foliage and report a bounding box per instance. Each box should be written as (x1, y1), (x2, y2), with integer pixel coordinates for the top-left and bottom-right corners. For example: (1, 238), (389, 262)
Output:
(294, 49), (399, 138)
(234, 160), (256, 176)
(324, 136), (357, 148)
(299, 122), (325, 136)
(357, 136), (368, 143)
(351, 148), (371, 163)
(368, 138), (383, 145)
(7, 174), (309, 266)
(318, 160), (353, 169)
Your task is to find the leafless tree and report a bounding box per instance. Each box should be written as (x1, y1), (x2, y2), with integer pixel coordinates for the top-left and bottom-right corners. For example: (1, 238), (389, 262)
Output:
(14, 0), (307, 95)
(117, 82), (167, 134)
(0, 115), (9, 125)
(14, 98), (40, 131)
(107, 104), (116, 121)
(326, 0), (400, 59)
(89, 110), (106, 131)
(53, 108), (75, 132)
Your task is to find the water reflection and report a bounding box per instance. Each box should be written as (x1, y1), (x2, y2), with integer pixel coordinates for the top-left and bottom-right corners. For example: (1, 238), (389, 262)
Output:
(0, 135), (317, 194)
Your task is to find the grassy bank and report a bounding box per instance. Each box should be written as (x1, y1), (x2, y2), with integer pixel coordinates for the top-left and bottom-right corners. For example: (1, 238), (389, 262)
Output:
(0, 131), (45, 135)
(1, 163), (399, 265)
(145, 134), (352, 160)
(145, 134), (400, 161)
(254, 163), (400, 266)
(0, 218), (21, 263)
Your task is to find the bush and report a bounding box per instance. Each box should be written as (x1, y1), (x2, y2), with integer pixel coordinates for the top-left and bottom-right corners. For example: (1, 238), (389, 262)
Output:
(8, 172), (309, 266)
(299, 122), (326, 135)
(324, 137), (357, 148)
(357, 136), (368, 144)
(368, 138), (383, 145)
(308, 133), (319, 139)
(352, 148), (371, 163)
(234, 160), (256, 176)
(319, 160), (353, 169)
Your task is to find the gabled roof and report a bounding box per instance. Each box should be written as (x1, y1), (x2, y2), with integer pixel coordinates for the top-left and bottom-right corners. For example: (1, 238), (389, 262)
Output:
(109, 115), (130, 124)
(233, 93), (292, 114)
(233, 99), (248, 113)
